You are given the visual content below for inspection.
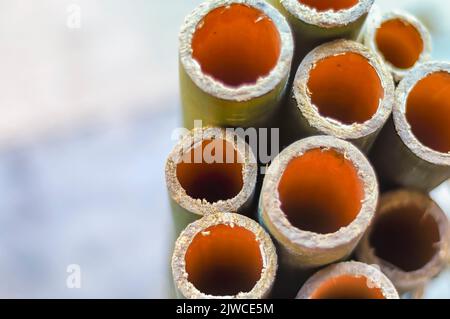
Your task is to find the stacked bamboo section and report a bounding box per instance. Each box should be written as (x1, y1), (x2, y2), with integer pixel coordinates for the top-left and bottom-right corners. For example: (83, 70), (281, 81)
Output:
(165, 0), (450, 299)
(179, 0), (294, 128)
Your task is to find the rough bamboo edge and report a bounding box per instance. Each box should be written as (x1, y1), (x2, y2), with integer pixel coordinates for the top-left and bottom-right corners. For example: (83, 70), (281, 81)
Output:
(279, 0), (374, 29)
(259, 135), (378, 269)
(395, 62), (450, 167)
(296, 261), (400, 299)
(171, 212), (278, 299)
(165, 127), (257, 221)
(364, 10), (432, 82)
(356, 190), (450, 294)
(290, 39), (395, 152)
(371, 62), (450, 191)
(179, 0), (294, 102)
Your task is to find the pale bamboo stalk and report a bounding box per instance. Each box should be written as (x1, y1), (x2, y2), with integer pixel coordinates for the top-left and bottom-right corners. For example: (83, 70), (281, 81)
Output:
(259, 136), (378, 270)
(370, 62), (450, 192)
(165, 127), (257, 235)
(284, 40), (394, 152)
(356, 190), (450, 295)
(171, 212), (277, 299)
(364, 11), (432, 82)
(267, 0), (374, 66)
(296, 261), (399, 299)
(179, 0), (294, 128)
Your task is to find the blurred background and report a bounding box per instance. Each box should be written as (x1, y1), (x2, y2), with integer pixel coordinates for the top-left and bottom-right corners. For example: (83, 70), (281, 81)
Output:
(0, 0), (448, 298)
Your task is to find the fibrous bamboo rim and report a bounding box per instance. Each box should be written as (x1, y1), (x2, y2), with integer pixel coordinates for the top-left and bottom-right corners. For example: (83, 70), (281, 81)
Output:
(394, 62), (450, 166)
(280, 0), (374, 28)
(179, 0), (294, 102)
(357, 190), (450, 291)
(172, 212), (278, 299)
(364, 11), (432, 82)
(296, 261), (399, 299)
(260, 136), (378, 253)
(293, 40), (394, 141)
(166, 127), (257, 217)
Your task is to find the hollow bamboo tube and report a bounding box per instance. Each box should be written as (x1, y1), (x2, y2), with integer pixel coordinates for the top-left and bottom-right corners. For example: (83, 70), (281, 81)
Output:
(172, 212), (278, 299)
(364, 11), (432, 82)
(356, 190), (450, 295)
(370, 62), (450, 192)
(267, 0), (374, 66)
(165, 127), (257, 235)
(284, 40), (394, 152)
(296, 261), (399, 299)
(179, 0), (294, 129)
(259, 135), (378, 271)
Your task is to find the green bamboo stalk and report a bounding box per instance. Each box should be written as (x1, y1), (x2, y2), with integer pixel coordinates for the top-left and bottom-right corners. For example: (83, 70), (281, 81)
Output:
(370, 62), (450, 192)
(179, 0), (294, 129)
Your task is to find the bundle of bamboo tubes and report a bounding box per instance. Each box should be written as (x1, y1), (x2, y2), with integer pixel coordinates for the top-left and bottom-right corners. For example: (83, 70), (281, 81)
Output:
(166, 0), (450, 299)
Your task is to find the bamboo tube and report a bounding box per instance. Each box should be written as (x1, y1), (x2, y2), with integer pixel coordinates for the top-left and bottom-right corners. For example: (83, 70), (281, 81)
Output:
(179, 0), (294, 129)
(356, 190), (450, 295)
(296, 261), (399, 299)
(165, 127), (257, 235)
(364, 11), (432, 82)
(172, 212), (278, 299)
(259, 135), (378, 271)
(370, 62), (450, 192)
(267, 0), (374, 66)
(284, 40), (394, 152)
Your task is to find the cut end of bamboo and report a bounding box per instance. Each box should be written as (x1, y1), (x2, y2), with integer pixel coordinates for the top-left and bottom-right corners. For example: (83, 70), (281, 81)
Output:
(260, 135), (378, 268)
(278, 148), (364, 234)
(166, 127), (257, 218)
(357, 190), (450, 293)
(179, 0), (293, 102)
(172, 213), (277, 299)
(296, 261), (399, 299)
(365, 11), (431, 81)
(395, 62), (450, 166)
(298, 0), (359, 12)
(280, 0), (374, 28)
(293, 39), (394, 144)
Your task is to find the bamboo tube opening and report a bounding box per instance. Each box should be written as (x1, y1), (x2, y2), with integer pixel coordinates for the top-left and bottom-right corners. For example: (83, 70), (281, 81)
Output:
(172, 213), (277, 299)
(364, 12), (431, 82)
(292, 40), (394, 148)
(369, 204), (440, 272)
(307, 52), (384, 125)
(356, 190), (450, 292)
(379, 62), (450, 191)
(310, 275), (385, 299)
(405, 72), (450, 154)
(298, 0), (359, 12)
(296, 262), (399, 299)
(191, 4), (281, 87)
(260, 136), (378, 268)
(166, 128), (257, 220)
(176, 139), (243, 203)
(185, 224), (263, 296)
(375, 18), (424, 70)
(278, 148), (364, 234)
